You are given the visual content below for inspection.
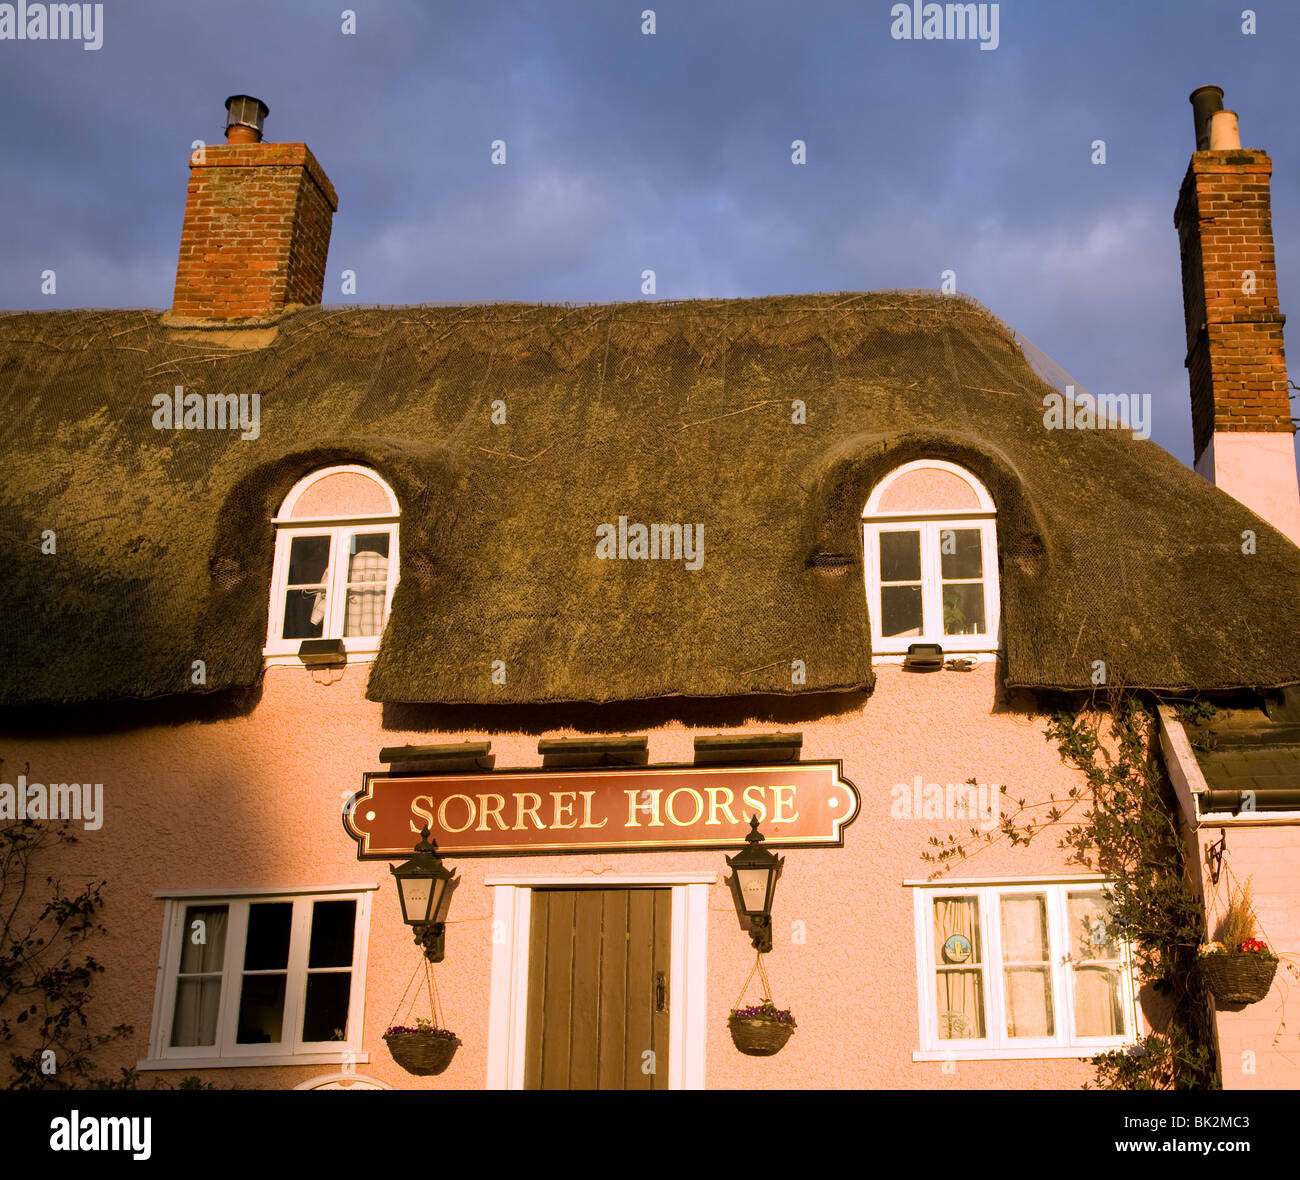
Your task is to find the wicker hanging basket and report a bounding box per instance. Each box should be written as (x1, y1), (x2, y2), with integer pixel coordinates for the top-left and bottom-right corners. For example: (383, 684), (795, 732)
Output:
(383, 1029), (461, 1076)
(728, 1015), (795, 1056)
(385, 958), (460, 1076)
(1200, 954), (1279, 1005)
(729, 951), (796, 1057)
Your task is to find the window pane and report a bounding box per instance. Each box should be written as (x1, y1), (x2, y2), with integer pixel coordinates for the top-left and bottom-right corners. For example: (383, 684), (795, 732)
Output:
(287, 535), (331, 584)
(881, 585), (923, 637)
(236, 974), (286, 1044)
(1005, 968), (1054, 1037)
(347, 533), (389, 582)
(934, 897), (981, 964)
(942, 584), (985, 635)
(1000, 895), (1049, 962)
(302, 973), (352, 1043)
(1001, 895), (1053, 1037)
(1068, 894), (1125, 1037)
(936, 972), (985, 1039)
(178, 905), (228, 974)
(171, 978), (222, 1047)
(933, 898), (983, 1039)
(879, 530), (921, 582)
(244, 903), (293, 971)
(1068, 892), (1120, 960)
(1073, 966), (1124, 1036)
(308, 901), (356, 969)
(940, 528), (983, 579)
(344, 588), (386, 637)
(283, 588), (326, 639)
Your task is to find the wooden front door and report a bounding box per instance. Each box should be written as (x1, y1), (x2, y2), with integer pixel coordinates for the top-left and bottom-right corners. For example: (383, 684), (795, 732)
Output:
(524, 888), (671, 1090)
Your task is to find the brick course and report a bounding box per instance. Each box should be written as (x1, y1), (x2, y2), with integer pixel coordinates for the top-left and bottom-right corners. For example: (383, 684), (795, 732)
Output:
(171, 143), (338, 320)
(1174, 149), (1292, 459)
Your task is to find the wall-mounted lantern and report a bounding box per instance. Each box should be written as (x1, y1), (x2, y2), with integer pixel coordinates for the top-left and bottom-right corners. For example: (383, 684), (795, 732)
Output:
(725, 815), (785, 953)
(390, 827), (456, 962)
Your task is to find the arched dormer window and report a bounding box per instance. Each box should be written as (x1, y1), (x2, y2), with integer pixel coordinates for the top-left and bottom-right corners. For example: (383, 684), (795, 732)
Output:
(862, 459), (1000, 655)
(264, 465), (400, 661)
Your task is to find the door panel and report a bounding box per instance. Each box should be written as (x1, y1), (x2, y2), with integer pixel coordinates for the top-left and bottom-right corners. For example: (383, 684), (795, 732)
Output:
(525, 888), (670, 1090)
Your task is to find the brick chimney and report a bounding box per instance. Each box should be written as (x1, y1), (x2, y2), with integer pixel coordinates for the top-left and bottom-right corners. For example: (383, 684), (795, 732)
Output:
(171, 96), (338, 321)
(1175, 86), (1300, 544)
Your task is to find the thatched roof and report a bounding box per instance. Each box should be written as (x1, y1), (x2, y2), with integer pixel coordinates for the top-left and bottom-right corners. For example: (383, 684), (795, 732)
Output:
(2, 291), (1298, 709)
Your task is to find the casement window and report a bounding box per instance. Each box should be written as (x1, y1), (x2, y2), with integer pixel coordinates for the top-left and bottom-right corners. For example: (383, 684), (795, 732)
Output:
(862, 460), (1000, 654)
(911, 882), (1138, 1060)
(142, 888), (374, 1070)
(264, 465), (400, 660)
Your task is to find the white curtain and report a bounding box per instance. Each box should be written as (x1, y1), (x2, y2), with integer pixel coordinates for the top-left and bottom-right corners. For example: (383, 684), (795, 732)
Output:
(171, 905), (227, 1048)
(1001, 895), (1053, 1037)
(1069, 893), (1123, 1036)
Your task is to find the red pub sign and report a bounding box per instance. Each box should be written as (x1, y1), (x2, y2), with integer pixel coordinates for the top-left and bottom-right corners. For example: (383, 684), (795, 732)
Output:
(344, 762), (860, 858)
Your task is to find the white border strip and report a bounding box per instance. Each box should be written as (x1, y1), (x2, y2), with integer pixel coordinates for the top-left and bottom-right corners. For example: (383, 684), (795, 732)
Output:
(485, 873), (718, 887)
(153, 883), (379, 898)
(902, 873), (1106, 887)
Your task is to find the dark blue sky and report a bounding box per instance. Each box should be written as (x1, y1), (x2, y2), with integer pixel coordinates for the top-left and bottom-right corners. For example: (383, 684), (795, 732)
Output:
(2, 0), (1296, 464)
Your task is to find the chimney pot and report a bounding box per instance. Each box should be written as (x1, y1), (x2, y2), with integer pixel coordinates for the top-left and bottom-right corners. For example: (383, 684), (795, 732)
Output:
(1188, 85), (1224, 150)
(224, 94), (269, 144)
(1208, 109), (1241, 150)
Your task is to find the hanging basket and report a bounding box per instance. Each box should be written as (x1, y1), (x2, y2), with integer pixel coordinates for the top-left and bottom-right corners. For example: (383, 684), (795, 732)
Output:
(729, 952), (795, 1057)
(1200, 954), (1279, 1005)
(386, 957), (460, 1076)
(383, 1029), (461, 1076)
(728, 1015), (795, 1056)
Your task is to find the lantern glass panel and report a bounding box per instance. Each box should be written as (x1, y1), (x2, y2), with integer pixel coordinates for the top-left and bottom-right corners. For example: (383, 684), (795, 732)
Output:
(398, 875), (437, 925)
(736, 866), (772, 915)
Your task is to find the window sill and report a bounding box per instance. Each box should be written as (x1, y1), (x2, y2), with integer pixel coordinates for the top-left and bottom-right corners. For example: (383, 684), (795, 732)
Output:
(872, 650), (1000, 664)
(137, 1050), (369, 1071)
(262, 648), (379, 669)
(913, 1043), (1130, 1062)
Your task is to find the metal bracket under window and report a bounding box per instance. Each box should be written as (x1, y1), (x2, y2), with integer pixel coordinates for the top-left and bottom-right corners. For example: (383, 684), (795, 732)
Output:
(1206, 830), (1227, 885)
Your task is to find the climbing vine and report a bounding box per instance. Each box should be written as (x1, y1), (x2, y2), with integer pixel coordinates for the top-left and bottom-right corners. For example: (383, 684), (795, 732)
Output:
(0, 811), (133, 1088)
(922, 685), (1218, 1089)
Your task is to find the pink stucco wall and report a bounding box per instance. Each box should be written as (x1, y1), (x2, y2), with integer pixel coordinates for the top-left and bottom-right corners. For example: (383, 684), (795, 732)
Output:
(1195, 432), (1300, 546)
(6, 662), (1133, 1089)
(1186, 822), (1300, 1090)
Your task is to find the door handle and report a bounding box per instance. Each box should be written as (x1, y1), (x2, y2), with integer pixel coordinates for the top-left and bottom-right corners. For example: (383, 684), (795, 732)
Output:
(655, 971), (667, 1012)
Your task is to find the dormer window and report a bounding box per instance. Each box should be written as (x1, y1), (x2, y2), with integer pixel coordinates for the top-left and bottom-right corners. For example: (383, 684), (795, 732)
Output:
(862, 460), (1000, 655)
(264, 466), (400, 661)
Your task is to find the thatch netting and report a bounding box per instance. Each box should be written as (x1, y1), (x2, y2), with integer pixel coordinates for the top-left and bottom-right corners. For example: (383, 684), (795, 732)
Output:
(1, 291), (1298, 708)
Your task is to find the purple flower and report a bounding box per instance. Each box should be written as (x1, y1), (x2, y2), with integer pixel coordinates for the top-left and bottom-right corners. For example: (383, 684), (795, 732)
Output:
(729, 1001), (796, 1025)
(385, 1025), (459, 1040)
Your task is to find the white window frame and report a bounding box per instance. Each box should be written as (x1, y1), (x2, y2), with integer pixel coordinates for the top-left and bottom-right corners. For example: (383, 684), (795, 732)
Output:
(911, 879), (1139, 1061)
(140, 886), (375, 1071)
(863, 459), (1001, 655)
(264, 465), (400, 663)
